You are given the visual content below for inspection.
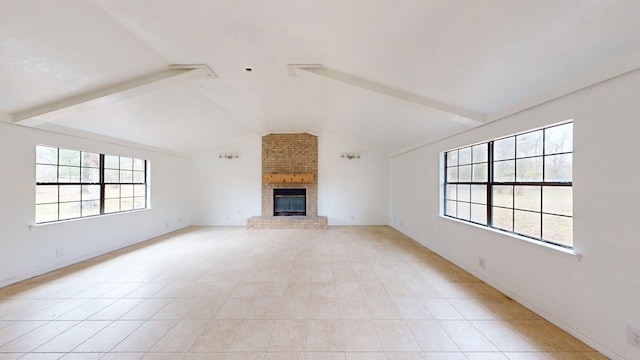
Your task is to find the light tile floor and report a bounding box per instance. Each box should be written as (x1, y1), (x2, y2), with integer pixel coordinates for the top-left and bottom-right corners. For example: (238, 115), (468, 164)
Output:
(0, 226), (608, 359)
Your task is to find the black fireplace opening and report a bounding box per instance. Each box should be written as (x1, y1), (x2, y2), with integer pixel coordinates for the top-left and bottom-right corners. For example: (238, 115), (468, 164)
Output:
(274, 188), (306, 216)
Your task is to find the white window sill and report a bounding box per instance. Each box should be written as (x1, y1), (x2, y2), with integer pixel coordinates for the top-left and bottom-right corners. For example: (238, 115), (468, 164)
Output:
(30, 208), (151, 229)
(438, 215), (582, 262)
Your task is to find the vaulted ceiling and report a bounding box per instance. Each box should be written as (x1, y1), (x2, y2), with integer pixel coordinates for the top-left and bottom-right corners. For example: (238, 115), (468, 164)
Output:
(2, 0), (640, 155)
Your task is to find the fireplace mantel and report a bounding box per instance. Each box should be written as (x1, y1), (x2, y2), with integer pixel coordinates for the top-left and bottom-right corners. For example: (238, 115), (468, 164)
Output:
(262, 173), (314, 183)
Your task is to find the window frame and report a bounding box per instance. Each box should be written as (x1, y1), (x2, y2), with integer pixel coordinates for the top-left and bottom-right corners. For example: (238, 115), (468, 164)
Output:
(443, 121), (573, 249)
(35, 145), (148, 224)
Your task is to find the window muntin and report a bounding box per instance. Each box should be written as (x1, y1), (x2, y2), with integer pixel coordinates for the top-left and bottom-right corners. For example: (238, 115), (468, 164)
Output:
(35, 145), (147, 224)
(444, 122), (573, 248)
(445, 143), (489, 225)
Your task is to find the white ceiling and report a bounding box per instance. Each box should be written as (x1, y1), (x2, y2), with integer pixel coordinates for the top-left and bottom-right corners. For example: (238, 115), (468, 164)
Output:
(2, 0), (640, 155)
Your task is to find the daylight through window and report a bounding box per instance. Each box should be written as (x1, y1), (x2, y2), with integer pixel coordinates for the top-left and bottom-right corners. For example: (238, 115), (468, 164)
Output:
(444, 122), (573, 248)
(35, 145), (147, 224)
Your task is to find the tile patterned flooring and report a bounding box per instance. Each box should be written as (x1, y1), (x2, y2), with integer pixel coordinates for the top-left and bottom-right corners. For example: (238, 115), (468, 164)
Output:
(0, 226), (607, 359)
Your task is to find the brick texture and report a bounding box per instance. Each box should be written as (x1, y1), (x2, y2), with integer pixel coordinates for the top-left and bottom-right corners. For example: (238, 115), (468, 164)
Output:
(262, 133), (318, 216)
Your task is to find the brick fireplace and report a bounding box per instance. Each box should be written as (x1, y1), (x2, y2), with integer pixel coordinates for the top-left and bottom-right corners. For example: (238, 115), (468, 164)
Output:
(247, 133), (328, 229)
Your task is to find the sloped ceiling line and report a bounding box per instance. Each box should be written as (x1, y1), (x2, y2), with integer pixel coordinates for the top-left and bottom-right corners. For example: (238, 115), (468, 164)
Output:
(11, 64), (216, 127)
(288, 64), (486, 127)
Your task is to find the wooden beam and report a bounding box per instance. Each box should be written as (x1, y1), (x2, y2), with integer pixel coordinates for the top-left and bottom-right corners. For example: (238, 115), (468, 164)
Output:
(263, 173), (314, 183)
(13, 64), (216, 127)
(288, 64), (485, 127)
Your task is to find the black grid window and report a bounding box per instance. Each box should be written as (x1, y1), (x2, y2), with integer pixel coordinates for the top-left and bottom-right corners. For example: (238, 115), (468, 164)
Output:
(35, 145), (147, 224)
(444, 122), (573, 248)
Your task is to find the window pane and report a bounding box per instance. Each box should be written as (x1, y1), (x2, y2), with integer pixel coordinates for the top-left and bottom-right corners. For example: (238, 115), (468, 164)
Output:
(446, 185), (457, 201)
(58, 166), (80, 183)
(543, 214), (573, 247)
(516, 130), (543, 158)
(105, 185), (120, 199)
(492, 207), (513, 231)
(59, 185), (81, 202)
(36, 204), (58, 223)
(121, 197), (134, 211)
(133, 159), (145, 171)
(494, 137), (515, 160)
(447, 150), (458, 167)
(105, 199), (120, 213)
(514, 186), (541, 212)
(120, 170), (133, 183)
(36, 146), (58, 165)
(543, 187), (572, 216)
(81, 152), (100, 168)
(447, 167), (458, 182)
(445, 200), (457, 217)
(134, 184), (146, 197)
(473, 144), (488, 163)
(458, 165), (471, 182)
(493, 186), (513, 208)
(472, 163), (487, 182)
(121, 185), (134, 198)
(105, 169), (119, 183)
(471, 185), (486, 204)
(545, 154), (572, 182)
(82, 200), (100, 216)
(545, 123), (573, 155)
(458, 202), (470, 220)
(514, 210), (541, 238)
(36, 164), (58, 183)
(133, 171), (145, 183)
(81, 168), (100, 183)
(35, 146), (149, 222)
(134, 197), (146, 209)
(59, 202), (81, 220)
(59, 149), (80, 166)
(36, 185), (58, 204)
(458, 185), (470, 202)
(443, 123), (572, 247)
(471, 204), (487, 225)
(105, 155), (119, 169)
(516, 157), (543, 181)
(494, 160), (515, 182)
(458, 147), (472, 165)
(120, 157), (133, 170)
(82, 185), (101, 201)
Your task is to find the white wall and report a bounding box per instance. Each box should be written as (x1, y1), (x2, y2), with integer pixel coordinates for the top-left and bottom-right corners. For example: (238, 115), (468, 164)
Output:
(190, 134), (389, 226)
(190, 136), (262, 225)
(319, 135), (389, 225)
(0, 122), (191, 287)
(389, 69), (640, 359)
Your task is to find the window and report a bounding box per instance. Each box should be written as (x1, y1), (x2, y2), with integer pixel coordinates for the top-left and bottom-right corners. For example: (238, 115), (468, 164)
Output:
(35, 145), (147, 224)
(444, 122), (573, 248)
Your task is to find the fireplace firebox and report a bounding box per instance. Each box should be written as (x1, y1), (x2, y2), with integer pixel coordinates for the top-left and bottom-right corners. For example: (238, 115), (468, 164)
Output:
(274, 188), (306, 216)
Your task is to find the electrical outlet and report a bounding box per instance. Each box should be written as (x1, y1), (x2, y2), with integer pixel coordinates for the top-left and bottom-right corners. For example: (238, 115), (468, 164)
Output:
(628, 325), (640, 349)
(478, 256), (486, 270)
(55, 248), (65, 258)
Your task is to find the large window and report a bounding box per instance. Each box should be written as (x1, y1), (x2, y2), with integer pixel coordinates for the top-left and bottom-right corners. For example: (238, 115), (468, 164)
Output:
(444, 122), (573, 248)
(35, 145), (147, 224)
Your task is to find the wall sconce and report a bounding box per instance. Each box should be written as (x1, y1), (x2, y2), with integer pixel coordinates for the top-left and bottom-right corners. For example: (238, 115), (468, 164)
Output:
(341, 152), (361, 160)
(219, 153), (238, 160)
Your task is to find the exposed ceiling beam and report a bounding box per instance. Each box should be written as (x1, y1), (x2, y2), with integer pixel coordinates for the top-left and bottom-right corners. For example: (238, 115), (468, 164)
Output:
(288, 64), (485, 127)
(11, 64), (216, 127)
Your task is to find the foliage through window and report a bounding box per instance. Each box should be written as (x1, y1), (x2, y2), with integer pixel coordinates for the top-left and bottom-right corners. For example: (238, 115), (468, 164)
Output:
(35, 145), (147, 223)
(444, 122), (573, 248)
